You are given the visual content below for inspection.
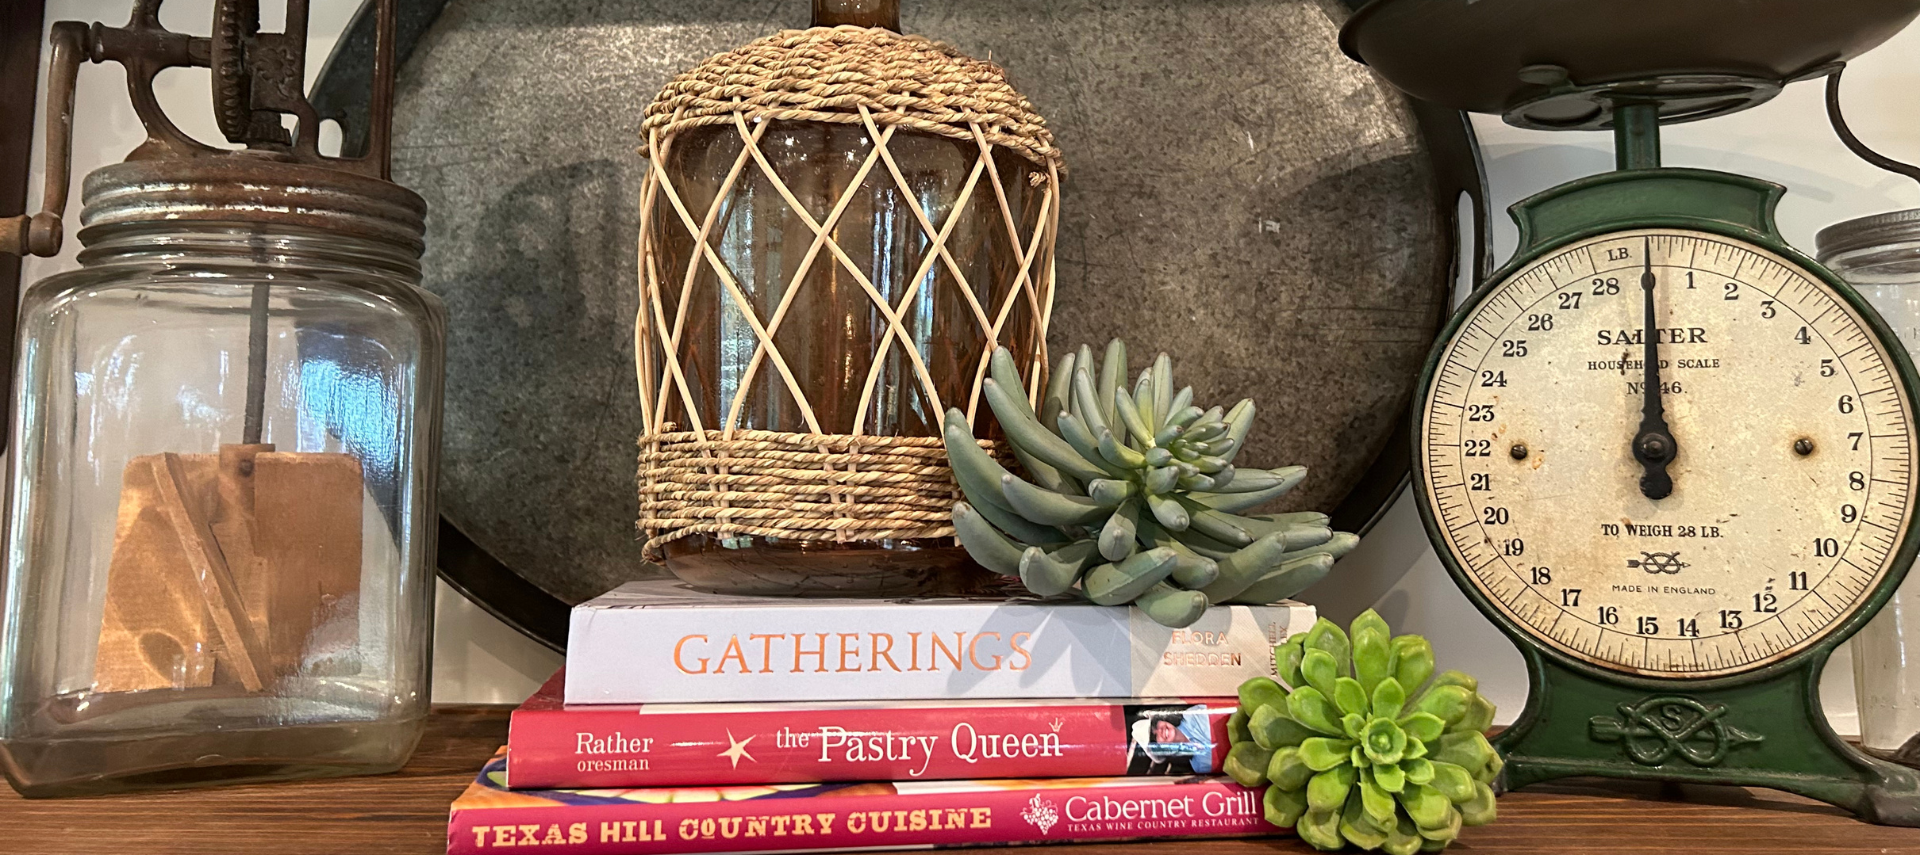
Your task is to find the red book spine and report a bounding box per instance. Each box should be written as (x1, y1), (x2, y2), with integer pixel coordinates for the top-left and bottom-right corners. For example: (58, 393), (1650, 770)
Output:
(450, 775), (1278, 854)
(509, 677), (1231, 788)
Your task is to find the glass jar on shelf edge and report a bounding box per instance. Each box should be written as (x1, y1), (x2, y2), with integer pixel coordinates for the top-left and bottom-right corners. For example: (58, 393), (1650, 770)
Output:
(1820, 208), (1920, 767)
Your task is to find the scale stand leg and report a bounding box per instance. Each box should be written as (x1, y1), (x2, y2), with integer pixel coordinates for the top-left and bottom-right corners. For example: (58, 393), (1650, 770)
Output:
(1495, 648), (1920, 826)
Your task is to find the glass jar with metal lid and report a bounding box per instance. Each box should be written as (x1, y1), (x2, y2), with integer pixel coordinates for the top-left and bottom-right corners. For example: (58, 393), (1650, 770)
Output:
(0, 0), (443, 796)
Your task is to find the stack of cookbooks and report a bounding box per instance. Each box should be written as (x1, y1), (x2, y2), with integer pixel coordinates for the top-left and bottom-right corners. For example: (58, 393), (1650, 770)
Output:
(445, 580), (1312, 854)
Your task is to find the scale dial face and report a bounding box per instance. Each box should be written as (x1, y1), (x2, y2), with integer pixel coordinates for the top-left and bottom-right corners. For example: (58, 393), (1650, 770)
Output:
(1419, 227), (1920, 678)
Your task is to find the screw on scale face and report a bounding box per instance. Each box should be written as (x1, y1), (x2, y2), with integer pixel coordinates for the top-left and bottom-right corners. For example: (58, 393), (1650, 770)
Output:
(1637, 434), (1671, 461)
(1510, 443), (1529, 460)
(1795, 438), (1815, 456)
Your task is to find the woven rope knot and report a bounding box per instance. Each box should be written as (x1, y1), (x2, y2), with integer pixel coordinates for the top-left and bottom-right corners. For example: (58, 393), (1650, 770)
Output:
(643, 25), (1061, 168)
(636, 428), (1007, 561)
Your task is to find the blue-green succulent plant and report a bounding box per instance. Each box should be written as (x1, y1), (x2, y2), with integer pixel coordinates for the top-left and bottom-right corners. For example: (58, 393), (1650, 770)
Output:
(941, 340), (1356, 627)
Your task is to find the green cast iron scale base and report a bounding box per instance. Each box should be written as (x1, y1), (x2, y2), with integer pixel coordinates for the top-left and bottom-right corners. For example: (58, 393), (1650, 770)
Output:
(1343, 0), (1920, 826)
(1417, 98), (1920, 828)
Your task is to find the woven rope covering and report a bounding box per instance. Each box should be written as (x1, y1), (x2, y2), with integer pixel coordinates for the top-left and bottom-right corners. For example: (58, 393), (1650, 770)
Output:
(643, 26), (1061, 168)
(637, 429), (1005, 560)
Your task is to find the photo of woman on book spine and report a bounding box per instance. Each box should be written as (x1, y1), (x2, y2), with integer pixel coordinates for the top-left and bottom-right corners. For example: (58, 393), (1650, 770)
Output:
(1124, 704), (1222, 776)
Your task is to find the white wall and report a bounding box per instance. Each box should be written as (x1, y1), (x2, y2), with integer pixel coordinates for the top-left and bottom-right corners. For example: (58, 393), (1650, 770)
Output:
(21, 3), (1920, 722)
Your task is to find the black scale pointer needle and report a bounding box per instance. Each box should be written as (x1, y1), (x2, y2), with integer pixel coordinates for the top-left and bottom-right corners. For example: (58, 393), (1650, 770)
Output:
(1632, 237), (1677, 499)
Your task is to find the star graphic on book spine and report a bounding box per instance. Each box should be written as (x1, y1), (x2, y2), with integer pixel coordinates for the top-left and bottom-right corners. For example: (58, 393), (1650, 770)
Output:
(717, 730), (757, 769)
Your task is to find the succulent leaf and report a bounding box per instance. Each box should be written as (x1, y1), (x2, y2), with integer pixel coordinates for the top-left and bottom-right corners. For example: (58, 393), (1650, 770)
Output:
(1402, 784), (1453, 830)
(1404, 737), (1429, 761)
(1392, 635), (1436, 693)
(1111, 385), (1157, 446)
(1275, 634), (1308, 689)
(1342, 713), (1368, 741)
(1432, 732), (1498, 776)
(1041, 351), (1074, 427)
(999, 472), (1107, 525)
(1386, 816), (1423, 855)
(1460, 783), (1497, 826)
(1017, 542), (1093, 596)
(1372, 677), (1408, 721)
(1270, 746), (1314, 791)
(1400, 711), (1445, 743)
(1087, 478), (1134, 506)
(980, 379), (1108, 483)
(1198, 531), (1297, 602)
(1145, 492), (1190, 531)
(1402, 757), (1435, 786)
(1250, 704), (1318, 750)
(1308, 765), (1358, 811)
(1335, 677), (1370, 718)
(1299, 737), (1354, 771)
(1266, 783), (1310, 828)
(1146, 528), (1219, 589)
(1228, 708), (1251, 746)
(987, 348), (1078, 494)
(1099, 499), (1142, 562)
(1359, 772), (1398, 825)
(1303, 619), (1353, 673)
(1287, 687), (1344, 736)
(1301, 648), (1340, 697)
(1055, 410), (1123, 477)
(1418, 805), (1463, 844)
(1374, 759), (1407, 793)
(949, 503), (1026, 576)
(1225, 742), (1275, 788)
(1299, 807), (1344, 851)
(1429, 669), (1480, 694)
(1411, 685), (1472, 728)
(1353, 621), (1393, 687)
(1239, 676), (1288, 714)
(1134, 583), (1207, 628)
(1342, 792), (1393, 850)
(1083, 547), (1179, 605)
(1181, 501), (1258, 547)
(1099, 339), (1129, 428)
(1428, 762), (1475, 804)
(1234, 552), (1337, 605)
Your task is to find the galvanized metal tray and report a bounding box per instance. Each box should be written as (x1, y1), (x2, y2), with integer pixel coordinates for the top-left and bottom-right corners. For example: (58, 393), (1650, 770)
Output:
(314, 0), (1489, 649)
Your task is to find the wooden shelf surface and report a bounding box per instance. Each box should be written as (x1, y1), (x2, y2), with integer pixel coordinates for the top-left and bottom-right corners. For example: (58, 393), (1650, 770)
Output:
(4, 707), (1920, 854)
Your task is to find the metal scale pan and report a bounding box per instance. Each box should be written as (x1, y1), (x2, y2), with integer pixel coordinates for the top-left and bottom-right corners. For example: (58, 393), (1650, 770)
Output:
(1342, 0), (1920, 129)
(312, 0), (1491, 649)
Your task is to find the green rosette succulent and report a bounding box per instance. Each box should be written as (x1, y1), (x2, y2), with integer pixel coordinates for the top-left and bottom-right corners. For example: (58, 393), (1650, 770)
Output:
(1225, 611), (1500, 852)
(942, 340), (1357, 628)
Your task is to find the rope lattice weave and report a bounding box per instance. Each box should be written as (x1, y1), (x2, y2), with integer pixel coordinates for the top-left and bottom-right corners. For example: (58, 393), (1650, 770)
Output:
(644, 26), (1061, 168)
(637, 429), (1005, 560)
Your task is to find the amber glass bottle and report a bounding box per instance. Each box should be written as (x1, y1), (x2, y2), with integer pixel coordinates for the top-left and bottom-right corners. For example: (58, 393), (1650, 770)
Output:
(647, 0), (1048, 595)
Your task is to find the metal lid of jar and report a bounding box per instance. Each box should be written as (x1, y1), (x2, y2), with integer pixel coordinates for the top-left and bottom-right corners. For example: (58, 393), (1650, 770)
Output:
(78, 157), (427, 257)
(1815, 208), (1920, 263)
(6, 1), (422, 261)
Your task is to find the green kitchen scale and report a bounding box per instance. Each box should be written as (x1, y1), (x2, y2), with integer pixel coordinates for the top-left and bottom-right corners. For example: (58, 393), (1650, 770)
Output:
(1343, 0), (1920, 824)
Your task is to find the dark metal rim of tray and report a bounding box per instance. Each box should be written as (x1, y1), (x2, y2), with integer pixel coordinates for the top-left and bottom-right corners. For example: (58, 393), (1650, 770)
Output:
(300, 0), (1492, 652)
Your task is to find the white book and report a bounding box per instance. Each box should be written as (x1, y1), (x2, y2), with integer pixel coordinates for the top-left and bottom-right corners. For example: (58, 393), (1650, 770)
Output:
(564, 579), (1314, 704)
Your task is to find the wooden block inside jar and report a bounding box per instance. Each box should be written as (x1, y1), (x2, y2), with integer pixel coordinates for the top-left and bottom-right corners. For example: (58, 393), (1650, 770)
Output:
(91, 445), (365, 695)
